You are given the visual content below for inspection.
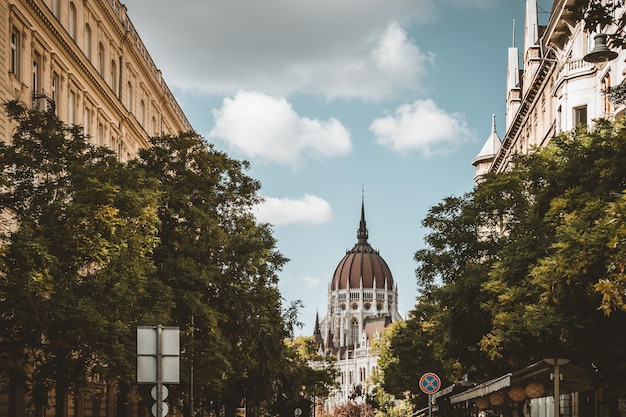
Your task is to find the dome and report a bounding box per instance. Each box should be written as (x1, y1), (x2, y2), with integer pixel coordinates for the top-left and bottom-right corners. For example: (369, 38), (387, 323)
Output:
(331, 201), (394, 290)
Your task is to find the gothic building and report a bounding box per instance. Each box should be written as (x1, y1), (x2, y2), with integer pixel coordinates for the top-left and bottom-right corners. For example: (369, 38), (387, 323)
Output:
(313, 199), (401, 410)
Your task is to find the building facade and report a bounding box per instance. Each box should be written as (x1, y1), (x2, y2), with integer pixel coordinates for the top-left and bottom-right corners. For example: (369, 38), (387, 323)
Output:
(0, 1), (191, 416)
(460, 1), (626, 417)
(312, 199), (402, 411)
(473, 0), (626, 180)
(1, 0), (191, 159)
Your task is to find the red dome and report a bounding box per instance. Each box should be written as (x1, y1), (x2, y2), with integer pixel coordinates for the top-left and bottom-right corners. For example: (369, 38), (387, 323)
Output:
(332, 244), (393, 290)
(331, 201), (394, 290)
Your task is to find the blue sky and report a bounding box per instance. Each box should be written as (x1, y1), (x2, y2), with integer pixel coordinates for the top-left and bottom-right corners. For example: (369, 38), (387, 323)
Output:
(123, 0), (552, 336)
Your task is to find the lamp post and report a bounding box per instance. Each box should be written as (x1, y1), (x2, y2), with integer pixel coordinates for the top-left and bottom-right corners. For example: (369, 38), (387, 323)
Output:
(584, 33), (618, 70)
(544, 359), (569, 417)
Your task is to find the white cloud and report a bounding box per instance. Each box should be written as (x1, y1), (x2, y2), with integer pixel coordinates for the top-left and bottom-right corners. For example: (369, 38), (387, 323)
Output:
(122, 0), (438, 100)
(302, 275), (322, 289)
(254, 194), (333, 226)
(209, 91), (351, 166)
(301, 22), (435, 100)
(369, 99), (475, 156)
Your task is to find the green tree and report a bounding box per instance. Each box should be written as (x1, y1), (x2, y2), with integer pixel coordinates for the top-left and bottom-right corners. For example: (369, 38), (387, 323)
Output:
(136, 131), (289, 416)
(271, 337), (337, 417)
(383, 117), (626, 398)
(0, 101), (162, 417)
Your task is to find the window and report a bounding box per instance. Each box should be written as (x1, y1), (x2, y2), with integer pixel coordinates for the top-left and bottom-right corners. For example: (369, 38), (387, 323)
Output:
(351, 319), (358, 346)
(98, 42), (105, 75)
(110, 60), (117, 94)
(69, 90), (76, 124)
(126, 82), (133, 111)
(32, 52), (41, 94)
(140, 100), (145, 125)
(11, 28), (20, 78)
(84, 107), (91, 138)
(602, 74), (611, 116)
(97, 123), (104, 146)
(69, 2), (77, 39)
(574, 106), (587, 127)
(85, 24), (92, 59)
(51, 72), (59, 114)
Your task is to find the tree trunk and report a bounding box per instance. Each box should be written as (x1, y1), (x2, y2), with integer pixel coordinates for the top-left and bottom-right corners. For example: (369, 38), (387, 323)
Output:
(55, 384), (68, 417)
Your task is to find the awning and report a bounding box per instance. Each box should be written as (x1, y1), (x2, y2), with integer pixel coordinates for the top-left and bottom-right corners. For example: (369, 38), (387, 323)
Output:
(449, 374), (511, 403)
(449, 359), (592, 405)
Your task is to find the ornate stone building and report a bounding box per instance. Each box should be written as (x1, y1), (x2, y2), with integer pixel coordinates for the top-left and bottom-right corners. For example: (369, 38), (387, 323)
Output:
(473, 0), (626, 181)
(1, 0), (191, 158)
(0, 1), (191, 416)
(458, 1), (626, 416)
(313, 199), (401, 410)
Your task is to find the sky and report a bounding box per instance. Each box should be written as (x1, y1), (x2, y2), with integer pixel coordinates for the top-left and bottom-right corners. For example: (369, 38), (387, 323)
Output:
(122, 0), (553, 336)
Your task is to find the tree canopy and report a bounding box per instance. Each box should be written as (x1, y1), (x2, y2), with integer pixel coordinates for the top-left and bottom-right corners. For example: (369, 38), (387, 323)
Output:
(0, 102), (335, 417)
(380, 117), (626, 399)
(0, 101), (162, 417)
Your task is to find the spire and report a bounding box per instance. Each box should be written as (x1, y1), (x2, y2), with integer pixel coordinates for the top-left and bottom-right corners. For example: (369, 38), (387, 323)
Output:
(357, 190), (368, 244)
(472, 115), (502, 183)
(314, 311), (321, 335)
(524, 0), (538, 53)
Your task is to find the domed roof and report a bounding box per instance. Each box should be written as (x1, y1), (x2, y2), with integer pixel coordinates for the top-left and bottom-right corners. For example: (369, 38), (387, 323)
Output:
(331, 201), (394, 291)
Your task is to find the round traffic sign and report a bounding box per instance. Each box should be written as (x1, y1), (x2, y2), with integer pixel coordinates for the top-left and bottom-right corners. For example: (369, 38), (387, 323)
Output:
(151, 385), (169, 401)
(419, 372), (441, 394)
(294, 408), (302, 416)
(151, 402), (169, 417)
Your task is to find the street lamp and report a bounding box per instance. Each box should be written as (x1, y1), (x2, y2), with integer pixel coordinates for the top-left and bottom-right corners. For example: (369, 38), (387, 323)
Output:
(544, 358), (570, 417)
(584, 33), (618, 70)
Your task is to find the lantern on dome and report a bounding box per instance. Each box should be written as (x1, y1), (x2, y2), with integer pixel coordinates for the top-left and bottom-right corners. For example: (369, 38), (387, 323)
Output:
(475, 397), (489, 410)
(508, 387), (527, 402)
(525, 382), (545, 398)
(489, 392), (505, 406)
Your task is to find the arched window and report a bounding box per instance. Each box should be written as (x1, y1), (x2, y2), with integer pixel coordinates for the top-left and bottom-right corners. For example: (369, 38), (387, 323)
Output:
(140, 100), (145, 126)
(110, 59), (117, 95)
(602, 73), (611, 116)
(351, 319), (358, 347)
(85, 24), (92, 59)
(98, 42), (105, 75)
(69, 2), (77, 39)
(69, 90), (76, 124)
(126, 81), (133, 111)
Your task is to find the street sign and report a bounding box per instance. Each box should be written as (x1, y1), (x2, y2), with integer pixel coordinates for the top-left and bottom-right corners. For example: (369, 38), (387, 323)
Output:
(151, 385), (169, 401)
(137, 326), (180, 384)
(151, 402), (168, 417)
(419, 372), (441, 395)
(294, 408), (302, 417)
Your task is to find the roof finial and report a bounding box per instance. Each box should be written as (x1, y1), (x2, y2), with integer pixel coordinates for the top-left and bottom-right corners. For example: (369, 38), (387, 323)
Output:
(492, 114), (497, 133)
(512, 19), (516, 48)
(357, 187), (368, 244)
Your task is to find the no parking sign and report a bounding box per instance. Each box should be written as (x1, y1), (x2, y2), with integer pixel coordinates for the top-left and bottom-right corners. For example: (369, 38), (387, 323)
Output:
(419, 372), (441, 395)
